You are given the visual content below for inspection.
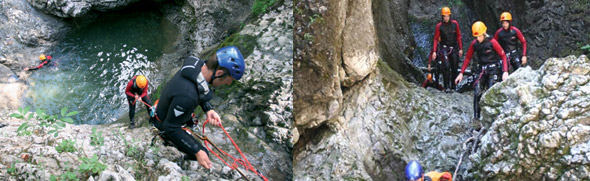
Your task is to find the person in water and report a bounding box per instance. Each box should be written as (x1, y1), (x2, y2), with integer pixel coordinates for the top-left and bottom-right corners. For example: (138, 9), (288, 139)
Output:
(24, 54), (53, 71)
(151, 46), (245, 169)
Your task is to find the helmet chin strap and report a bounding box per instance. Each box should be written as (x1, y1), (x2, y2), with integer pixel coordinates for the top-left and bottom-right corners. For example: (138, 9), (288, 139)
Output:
(208, 64), (219, 84)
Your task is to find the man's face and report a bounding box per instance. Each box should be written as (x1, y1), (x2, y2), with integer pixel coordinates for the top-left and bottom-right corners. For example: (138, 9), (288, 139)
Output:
(477, 35), (485, 42)
(443, 15), (450, 22)
(502, 21), (510, 29)
(211, 72), (235, 87)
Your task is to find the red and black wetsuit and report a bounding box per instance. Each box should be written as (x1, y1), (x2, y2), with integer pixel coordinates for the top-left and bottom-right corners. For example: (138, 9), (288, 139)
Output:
(27, 56), (52, 70)
(494, 26), (527, 71)
(125, 75), (152, 126)
(431, 20), (463, 90)
(151, 56), (214, 160)
(460, 36), (507, 119)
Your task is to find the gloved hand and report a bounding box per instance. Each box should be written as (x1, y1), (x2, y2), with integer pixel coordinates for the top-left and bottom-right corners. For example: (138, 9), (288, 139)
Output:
(150, 107), (156, 117)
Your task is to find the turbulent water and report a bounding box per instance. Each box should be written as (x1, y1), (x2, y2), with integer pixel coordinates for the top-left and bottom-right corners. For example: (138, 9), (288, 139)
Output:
(24, 10), (179, 124)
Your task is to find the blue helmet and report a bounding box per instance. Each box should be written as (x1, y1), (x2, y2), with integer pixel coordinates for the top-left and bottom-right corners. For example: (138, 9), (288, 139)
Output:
(405, 160), (423, 180)
(216, 46), (245, 80)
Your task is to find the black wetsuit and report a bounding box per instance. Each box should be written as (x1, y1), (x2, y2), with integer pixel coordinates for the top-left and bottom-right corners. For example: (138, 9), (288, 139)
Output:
(152, 56), (214, 160)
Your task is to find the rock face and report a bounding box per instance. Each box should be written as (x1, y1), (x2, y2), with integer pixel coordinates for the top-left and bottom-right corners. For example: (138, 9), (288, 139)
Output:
(372, 0), (424, 83)
(468, 55), (590, 180)
(294, 0), (380, 140)
(294, 60), (473, 180)
(27, 0), (140, 18)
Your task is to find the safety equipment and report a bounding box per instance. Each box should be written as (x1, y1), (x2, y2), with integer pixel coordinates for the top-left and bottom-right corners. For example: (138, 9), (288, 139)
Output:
(216, 46), (245, 80)
(472, 21), (487, 37)
(441, 7), (451, 15)
(500, 12), (512, 21)
(405, 160), (423, 180)
(39, 54), (46, 61)
(427, 73), (433, 81)
(136, 75), (147, 89)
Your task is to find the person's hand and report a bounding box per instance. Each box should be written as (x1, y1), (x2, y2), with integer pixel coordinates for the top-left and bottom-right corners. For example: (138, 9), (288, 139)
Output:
(432, 52), (437, 60)
(455, 73), (464, 85)
(459, 49), (463, 57)
(24, 67), (29, 71)
(206, 110), (222, 127)
(196, 150), (212, 169)
(502, 72), (509, 81)
(134, 94), (139, 100)
(522, 56), (527, 65)
(427, 64), (431, 72)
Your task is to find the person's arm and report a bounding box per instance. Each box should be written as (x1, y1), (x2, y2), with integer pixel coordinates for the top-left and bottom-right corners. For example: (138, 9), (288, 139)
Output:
(460, 40), (476, 74)
(27, 61), (47, 70)
(491, 39), (508, 72)
(454, 20), (462, 50)
(125, 79), (135, 97)
(512, 27), (527, 56)
(432, 23), (442, 53)
(422, 79), (428, 88)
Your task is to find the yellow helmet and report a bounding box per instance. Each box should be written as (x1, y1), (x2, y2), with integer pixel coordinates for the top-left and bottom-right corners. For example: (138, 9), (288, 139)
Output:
(441, 7), (451, 16)
(39, 54), (46, 61)
(136, 75), (147, 89)
(500, 12), (512, 21)
(472, 21), (487, 37)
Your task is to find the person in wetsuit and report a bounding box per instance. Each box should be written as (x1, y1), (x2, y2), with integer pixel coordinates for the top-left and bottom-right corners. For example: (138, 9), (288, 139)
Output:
(455, 21), (509, 120)
(125, 75), (153, 129)
(493, 12), (527, 72)
(429, 7), (463, 92)
(24, 54), (53, 71)
(151, 46), (245, 169)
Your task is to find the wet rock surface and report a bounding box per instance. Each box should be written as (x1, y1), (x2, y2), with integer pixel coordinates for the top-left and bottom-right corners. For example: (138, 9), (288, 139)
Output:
(467, 55), (590, 180)
(27, 0), (139, 18)
(294, 61), (473, 180)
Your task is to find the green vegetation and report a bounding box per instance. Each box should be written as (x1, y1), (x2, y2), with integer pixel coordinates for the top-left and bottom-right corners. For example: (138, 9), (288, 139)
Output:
(304, 33), (313, 41)
(90, 127), (104, 146)
(50, 169), (77, 181)
(309, 14), (323, 25)
(78, 154), (107, 177)
(56, 139), (77, 153)
(252, 0), (278, 17)
(10, 106), (79, 137)
(7, 161), (18, 175)
(215, 32), (258, 58)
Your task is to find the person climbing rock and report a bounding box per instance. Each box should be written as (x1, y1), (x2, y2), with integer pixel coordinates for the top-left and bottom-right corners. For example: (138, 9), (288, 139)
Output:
(125, 75), (153, 129)
(151, 46), (245, 169)
(405, 160), (424, 181)
(493, 12), (527, 71)
(455, 21), (508, 120)
(422, 73), (444, 90)
(425, 171), (452, 181)
(24, 54), (53, 71)
(429, 7), (463, 93)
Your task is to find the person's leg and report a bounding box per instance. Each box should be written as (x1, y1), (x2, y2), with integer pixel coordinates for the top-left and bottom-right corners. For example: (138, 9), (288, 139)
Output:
(450, 49), (459, 90)
(443, 54), (451, 91)
(127, 96), (136, 128)
(511, 51), (521, 71)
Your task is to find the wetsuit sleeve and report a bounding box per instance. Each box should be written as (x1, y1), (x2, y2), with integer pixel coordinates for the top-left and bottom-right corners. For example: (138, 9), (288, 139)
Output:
(493, 28), (501, 41)
(162, 97), (208, 156)
(140, 82), (148, 98)
(28, 61), (47, 70)
(428, 50), (434, 65)
(512, 27), (527, 56)
(454, 21), (462, 50)
(491, 39), (508, 72)
(432, 23), (441, 53)
(125, 79), (135, 97)
(460, 40), (476, 74)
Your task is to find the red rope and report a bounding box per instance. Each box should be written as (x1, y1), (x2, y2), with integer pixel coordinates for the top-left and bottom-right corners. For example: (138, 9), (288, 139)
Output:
(202, 120), (269, 181)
